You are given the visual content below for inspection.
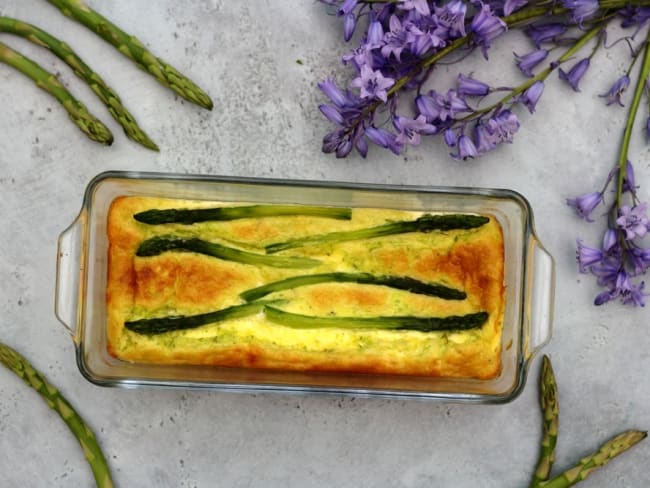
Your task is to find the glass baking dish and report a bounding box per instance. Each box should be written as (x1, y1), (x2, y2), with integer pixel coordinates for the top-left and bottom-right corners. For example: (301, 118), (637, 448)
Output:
(55, 171), (554, 403)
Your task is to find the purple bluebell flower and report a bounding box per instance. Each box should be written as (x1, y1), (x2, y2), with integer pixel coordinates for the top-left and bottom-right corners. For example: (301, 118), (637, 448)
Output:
(525, 23), (567, 48)
(563, 0), (599, 24)
(592, 256), (621, 287)
(336, 138), (354, 158)
(365, 126), (403, 154)
(343, 13), (356, 42)
(631, 246), (650, 274)
(381, 15), (410, 61)
(559, 58), (590, 92)
(393, 115), (437, 145)
(407, 16), (446, 56)
(337, 0), (358, 16)
(608, 160), (637, 193)
(355, 134), (368, 158)
(474, 122), (496, 153)
(350, 65), (395, 102)
(398, 0), (431, 16)
(602, 228), (619, 253)
(367, 19), (385, 48)
(471, 4), (507, 58)
(600, 75), (630, 106)
(435, 0), (467, 38)
(576, 239), (605, 273)
(319, 104), (345, 125)
(416, 90), (470, 123)
(504, 0), (528, 15)
(646, 116), (650, 138)
(457, 73), (490, 97)
(444, 128), (457, 147)
(451, 134), (478, 160)
(596, 271), (648, 306)
(515, 49), (549, 77)
(486, 109), (520, 144)
(616, 202), (649, 239)
(318, 78), (348, 107)
(567, 191), (604, 221)
(519, 81), (544, 113)
(619, 6), (650, 28)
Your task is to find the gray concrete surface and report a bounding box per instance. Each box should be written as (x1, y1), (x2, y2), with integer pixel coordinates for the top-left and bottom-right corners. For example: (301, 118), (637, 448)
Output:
(0, 1), (648, 487)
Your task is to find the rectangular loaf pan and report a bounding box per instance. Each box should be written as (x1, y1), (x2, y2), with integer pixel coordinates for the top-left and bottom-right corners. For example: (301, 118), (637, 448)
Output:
(55, 171), (554, 403)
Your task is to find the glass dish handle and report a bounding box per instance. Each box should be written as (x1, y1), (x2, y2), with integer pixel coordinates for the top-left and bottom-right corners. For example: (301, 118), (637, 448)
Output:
(55, 213), (85, 341)
(526, 240), (555, 359)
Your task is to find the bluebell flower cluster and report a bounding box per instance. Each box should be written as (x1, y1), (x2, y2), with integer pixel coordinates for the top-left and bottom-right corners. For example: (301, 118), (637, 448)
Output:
(570, 163), (650, 307)
(318, 0), (650, 305)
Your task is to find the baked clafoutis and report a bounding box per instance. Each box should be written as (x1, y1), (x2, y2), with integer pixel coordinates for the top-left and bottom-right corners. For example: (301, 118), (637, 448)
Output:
(106, 196), (506, 379)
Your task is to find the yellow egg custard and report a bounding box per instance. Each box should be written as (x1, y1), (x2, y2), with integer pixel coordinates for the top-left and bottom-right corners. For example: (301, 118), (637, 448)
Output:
(106, 196), (505, 379)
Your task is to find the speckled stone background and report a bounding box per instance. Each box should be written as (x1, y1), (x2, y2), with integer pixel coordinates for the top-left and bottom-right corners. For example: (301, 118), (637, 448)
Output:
(0, 1), (649, 487)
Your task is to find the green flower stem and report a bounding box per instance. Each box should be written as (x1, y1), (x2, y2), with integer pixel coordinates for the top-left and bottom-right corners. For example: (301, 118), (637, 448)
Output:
(0, 16), (158, 150)
(0, 342), (113, 488)
(0, 41), (113, 144)
(465, 23), (604, 121)
(615, 26), (650, 206)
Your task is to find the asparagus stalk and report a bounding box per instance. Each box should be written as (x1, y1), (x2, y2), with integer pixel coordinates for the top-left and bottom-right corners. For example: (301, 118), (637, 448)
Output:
(136, 235), (321, 268)
(125, 300), (274, 335)
(266, 214), (490, 253)
(134, 205), (353, 225)
(0, 16), (157, 150)
(240, 272), (466, 302)
(531, 355), (560, 487)
(45, 0), (213, 110)
(264, 306), (488, 332)
(0, 41), (113, 145)
(537, 430), (647, 488)
(0, 342), (113, 488)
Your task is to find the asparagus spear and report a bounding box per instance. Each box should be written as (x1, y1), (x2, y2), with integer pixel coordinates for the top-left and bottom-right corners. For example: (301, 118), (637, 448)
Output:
(45, 0), (213, 110)
(240, 272), (466, 302)
(134, 205), (352, 225)
(0, 41), (113, 145)
(125, 300), (274, 335)
(537, 430), (647, 488)
(264, 305), (488, 332)
(266, 213), (490, 253)
(136, 235), (321, 268)
(0, 341), (113, 488)
(531, 355), (559, 487)
(0, 16), (157, 150)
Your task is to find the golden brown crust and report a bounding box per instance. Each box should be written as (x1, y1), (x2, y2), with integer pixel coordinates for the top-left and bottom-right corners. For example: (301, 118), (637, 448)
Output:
(106, 196), (505, 379)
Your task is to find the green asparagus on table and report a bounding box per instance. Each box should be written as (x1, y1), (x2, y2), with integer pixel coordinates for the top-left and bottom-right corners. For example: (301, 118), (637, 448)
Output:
(529, 356), (646, 488)
(0, 341), (113, 488)
(266, 213), (489, 253)
(136, 235), (321, 268)
(0, 16), (157, 150)
(45, 0), (213, 110)
(134, 205), (353, 225)
(239, 272), (466, 302)
(0, 41), (113, 145)
(537, 430), (647, 488)
(531, 355), (560, 487)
